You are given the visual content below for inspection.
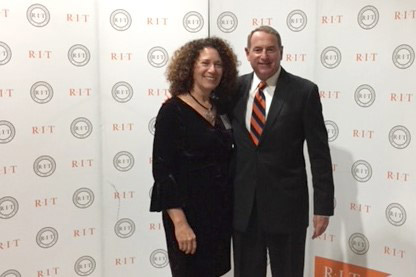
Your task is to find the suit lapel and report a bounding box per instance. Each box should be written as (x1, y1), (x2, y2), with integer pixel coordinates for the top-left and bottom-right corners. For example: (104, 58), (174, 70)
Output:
(260, 69), (290, 142)
(233, 74), (254, 144)
(234, 74), (252, 128)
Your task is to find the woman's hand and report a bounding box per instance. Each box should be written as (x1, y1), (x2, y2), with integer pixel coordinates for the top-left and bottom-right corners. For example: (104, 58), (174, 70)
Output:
(174, 220), (197, 254)
(167, 208), (197, 254)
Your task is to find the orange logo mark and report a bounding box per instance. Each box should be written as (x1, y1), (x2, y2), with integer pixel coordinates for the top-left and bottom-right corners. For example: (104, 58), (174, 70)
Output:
(315, 257), (390, 277)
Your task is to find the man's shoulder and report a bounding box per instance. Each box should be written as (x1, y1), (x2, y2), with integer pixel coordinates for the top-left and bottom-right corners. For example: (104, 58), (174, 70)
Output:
(238, 73), (253, 83)
(283, 69), (317, 89)
(235, 73), (253, 94)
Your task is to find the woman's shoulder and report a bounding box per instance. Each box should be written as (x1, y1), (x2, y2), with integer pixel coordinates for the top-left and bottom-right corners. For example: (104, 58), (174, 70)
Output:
(157, 96), (187, 119)
(159, 96), (180, 110)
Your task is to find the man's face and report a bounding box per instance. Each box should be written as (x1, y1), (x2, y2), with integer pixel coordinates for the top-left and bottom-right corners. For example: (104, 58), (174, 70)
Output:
(245, 31), (283, 81)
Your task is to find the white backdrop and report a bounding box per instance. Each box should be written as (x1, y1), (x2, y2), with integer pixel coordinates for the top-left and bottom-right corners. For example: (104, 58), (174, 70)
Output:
(1, 0), (415, 276)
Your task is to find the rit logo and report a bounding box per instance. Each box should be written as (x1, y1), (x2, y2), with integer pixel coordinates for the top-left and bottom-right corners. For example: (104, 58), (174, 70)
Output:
(73, 227), (96, 237)
(149, 223), (162, 230)
(320, 90), (340, 99)
(114, 191), (135, 199)
(0, 89), (13, 98)
(387, 171), (409, 182)
(111, 53), (132, 61)
(147, 17), (167, 25)
(37, 267), (59, 277)
(321, 15), (343, 24)
(69, 88), (92, 96)
(115, 257), (136, 266)
(113, 123), (134, 131)
(394, 10), (416, 20)
(32, 126), (55, 135)
(252, 18), (273, 26)
(67, 14), (90, 22)
(1, 9), (10, 17)
(72, 159), (93, 168)
(353, 130), (374, 139)
(384, 246), (405, 258)
(0, 165), (17, 175)
(29, 50), (52, 59)
(35, 197), (58, 207)
(350, 203), (370, 213)
(390, 93), (413, 102)
(355, 53), (377, 62)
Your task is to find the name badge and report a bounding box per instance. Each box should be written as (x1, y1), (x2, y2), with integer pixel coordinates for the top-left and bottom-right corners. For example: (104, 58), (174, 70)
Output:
(219, 114), (232, 130)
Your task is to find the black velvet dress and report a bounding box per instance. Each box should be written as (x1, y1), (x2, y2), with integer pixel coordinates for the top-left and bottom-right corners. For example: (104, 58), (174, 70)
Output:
(150, 97), (233, 277)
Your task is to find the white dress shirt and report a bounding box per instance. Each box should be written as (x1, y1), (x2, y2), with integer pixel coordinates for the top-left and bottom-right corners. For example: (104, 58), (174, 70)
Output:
(245, 67), (281, 131)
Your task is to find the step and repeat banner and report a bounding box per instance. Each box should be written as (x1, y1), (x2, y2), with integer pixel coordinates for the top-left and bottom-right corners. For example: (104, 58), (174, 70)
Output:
(1, 0), (415, 276)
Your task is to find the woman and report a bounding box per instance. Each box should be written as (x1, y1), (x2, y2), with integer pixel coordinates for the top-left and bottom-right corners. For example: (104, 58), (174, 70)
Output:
(150, 37), (238, 276)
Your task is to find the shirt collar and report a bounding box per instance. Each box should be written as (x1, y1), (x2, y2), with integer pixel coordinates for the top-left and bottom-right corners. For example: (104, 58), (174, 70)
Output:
(252, 66), (281, 93)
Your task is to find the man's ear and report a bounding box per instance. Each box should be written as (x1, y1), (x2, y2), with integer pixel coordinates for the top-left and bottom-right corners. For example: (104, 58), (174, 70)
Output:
(245, 47), (249, 57)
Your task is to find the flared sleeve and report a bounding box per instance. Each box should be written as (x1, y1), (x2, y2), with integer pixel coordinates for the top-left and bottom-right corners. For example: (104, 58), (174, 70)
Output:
(150, 99), (187, 212)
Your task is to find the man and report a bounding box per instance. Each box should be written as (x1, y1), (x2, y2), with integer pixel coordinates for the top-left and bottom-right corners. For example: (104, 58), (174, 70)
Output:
(231, 26), (334, 276)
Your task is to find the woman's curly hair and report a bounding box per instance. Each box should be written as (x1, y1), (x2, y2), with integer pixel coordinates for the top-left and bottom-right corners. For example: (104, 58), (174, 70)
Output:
(166, 37), (238, 99)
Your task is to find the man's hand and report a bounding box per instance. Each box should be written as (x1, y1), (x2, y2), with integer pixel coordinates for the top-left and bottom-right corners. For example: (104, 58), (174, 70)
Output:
(312, 215), (329, 239)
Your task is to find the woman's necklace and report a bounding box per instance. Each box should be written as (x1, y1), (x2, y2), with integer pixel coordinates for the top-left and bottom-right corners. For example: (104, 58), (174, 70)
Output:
(189, 92), (215, 123)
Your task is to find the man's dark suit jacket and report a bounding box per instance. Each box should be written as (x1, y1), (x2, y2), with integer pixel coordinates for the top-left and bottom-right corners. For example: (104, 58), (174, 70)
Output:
(231, 68), (334, 234)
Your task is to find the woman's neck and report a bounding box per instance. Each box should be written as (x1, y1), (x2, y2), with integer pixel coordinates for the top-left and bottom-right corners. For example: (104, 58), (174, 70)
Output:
(190, 88), (210, 102)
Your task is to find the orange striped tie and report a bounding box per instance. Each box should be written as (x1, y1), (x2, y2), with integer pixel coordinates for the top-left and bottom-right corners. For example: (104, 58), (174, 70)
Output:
(250, 81), (267, 146)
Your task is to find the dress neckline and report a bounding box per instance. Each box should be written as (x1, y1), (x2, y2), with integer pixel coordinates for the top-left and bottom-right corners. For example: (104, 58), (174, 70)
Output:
(175, 96), (217, 128)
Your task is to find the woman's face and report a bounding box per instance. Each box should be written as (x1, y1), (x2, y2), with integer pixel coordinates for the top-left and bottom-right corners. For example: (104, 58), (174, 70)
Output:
(192, 47), (223, 94)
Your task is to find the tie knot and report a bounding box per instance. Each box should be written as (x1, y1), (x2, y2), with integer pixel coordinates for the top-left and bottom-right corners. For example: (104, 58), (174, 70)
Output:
(258, 81), (267, 90)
